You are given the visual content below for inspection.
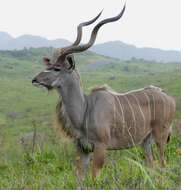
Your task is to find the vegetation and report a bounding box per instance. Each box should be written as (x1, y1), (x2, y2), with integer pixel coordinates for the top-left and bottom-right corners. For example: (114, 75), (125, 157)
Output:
(0, 48), (181, 190)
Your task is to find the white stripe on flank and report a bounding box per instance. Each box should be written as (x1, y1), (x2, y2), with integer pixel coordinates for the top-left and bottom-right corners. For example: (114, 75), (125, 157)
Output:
(162, 93), (169, 119)
(127, 126), (136, 147)
(112, 96), (116, 128)
(124, 95), (136, 135)
(131, 94), (146, 132)
(159, 93), (166, 119)
(114, 95), (126, 133)
(150, 93), (156, 121)
(143, 92), (151, 122)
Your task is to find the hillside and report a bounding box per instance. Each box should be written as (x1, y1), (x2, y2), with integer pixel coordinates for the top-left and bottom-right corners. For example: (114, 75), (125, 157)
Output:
(1, 32), (181, 63)
(91, 41), (181, 63)
(0, 32), (70, 50)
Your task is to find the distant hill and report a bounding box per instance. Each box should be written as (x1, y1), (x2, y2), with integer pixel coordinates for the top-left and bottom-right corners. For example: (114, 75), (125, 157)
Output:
(91, 41), (181, 63)
(1, 32), (181, 62)
(0, 32), (71, 50)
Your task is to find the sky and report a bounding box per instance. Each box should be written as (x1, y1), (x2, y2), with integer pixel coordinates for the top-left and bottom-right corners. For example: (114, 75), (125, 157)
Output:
(0, 0), (181, 50)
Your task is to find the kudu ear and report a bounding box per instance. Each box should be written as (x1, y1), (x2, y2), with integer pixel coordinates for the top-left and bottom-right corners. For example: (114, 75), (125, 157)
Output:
(43, 57), (51, 67)
(66, 55), (75, 70)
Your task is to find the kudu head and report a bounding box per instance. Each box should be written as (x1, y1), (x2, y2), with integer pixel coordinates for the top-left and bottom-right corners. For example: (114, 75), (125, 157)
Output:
(32, 5), (126, 90)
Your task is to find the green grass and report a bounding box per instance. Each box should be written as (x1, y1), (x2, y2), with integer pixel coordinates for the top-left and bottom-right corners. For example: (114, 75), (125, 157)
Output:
(0, 48), (181, 189)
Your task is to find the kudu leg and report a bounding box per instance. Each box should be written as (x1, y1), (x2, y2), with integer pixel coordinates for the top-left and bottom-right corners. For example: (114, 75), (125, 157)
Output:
(75, 149), (91, 189)
(92, 145), (106, 178)
(142, 133), (154, 167)
(157, 142), (167, 167)
(153, 125), (170, 167)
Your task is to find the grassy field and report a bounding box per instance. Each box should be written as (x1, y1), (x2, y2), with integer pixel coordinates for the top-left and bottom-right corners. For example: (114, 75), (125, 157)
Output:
(0, 48), (181, 190)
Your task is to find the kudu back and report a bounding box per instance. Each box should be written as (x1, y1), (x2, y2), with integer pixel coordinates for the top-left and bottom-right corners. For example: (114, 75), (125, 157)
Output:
(32, 4), (176, 187)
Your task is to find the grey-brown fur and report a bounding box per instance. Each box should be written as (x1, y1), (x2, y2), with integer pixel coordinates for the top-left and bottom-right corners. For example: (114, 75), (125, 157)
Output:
(56, 83), (175, 153)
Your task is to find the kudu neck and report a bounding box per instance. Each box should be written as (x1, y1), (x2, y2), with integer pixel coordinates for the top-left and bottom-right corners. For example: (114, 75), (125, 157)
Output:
(57, 72), (87, 129)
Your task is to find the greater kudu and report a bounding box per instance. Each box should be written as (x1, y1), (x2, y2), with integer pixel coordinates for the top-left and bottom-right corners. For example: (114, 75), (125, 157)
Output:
(32, 4), (176, 186)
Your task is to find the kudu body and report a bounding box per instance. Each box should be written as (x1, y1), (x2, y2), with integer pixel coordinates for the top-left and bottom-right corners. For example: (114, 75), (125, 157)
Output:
(32, 5), (176, 186)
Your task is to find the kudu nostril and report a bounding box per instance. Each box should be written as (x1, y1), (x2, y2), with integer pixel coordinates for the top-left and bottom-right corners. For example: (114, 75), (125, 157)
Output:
(32, 78), (37, 83)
